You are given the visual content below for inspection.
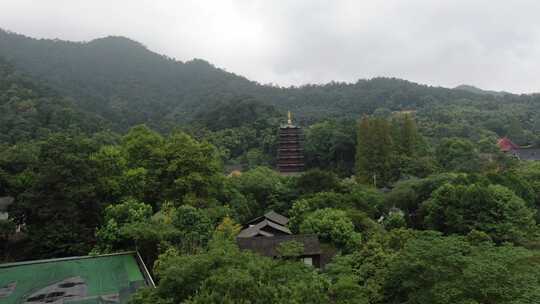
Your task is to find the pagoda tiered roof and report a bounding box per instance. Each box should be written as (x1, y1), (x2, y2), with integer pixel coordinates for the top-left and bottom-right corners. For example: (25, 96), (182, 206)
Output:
(277, 112), (305, 173)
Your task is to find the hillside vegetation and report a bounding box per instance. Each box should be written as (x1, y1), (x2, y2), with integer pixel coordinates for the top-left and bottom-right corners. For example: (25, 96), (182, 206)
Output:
(2, 29), (540, 304)
(1, 29), (539, 137)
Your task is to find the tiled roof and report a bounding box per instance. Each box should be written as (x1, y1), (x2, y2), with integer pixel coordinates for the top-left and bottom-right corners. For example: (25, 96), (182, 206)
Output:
(497, 137), (519, 151)
(264, 211), (289, 226)
(237, 219), (292, 238)
(237, 234), (321, 257)
(515, 148), (540, 161)
(245, 210), (289, 226)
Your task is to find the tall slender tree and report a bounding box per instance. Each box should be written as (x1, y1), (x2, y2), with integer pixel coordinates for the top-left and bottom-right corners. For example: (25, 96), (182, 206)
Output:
(356, 116), (395, 187)
(395, 114), (418, 157)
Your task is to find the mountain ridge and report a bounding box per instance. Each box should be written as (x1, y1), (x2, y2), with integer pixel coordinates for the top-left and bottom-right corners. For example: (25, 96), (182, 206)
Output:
(0, 28), (535, 133)
(454, 84), (510, 97)
(1, 28), (505, 93)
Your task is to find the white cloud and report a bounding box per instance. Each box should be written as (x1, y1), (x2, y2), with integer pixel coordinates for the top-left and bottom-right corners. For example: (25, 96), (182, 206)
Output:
(0, 0), (539, 92)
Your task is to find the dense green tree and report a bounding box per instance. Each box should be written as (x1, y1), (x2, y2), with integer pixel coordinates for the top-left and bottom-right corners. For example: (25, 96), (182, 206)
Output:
(384, 232), (540, 304)
(0, 142), (39, 196)
(131, 237), (333, 304)
(122, 125), (164, 169)
(299, 208), (362, 252)
(421, 183), (536, 243)
(384, 173), (475, 228)
(382, 210), (407, 230)
(93, 198), (167, 265)
(296, 169), (342, 195)
(392, 114), (419, 157)
(5, 28), (540, 303)
(244, 148), (269, 168)
(96, 126), (223, 206)
(325, 228), (415, 304)
(356, 115), (428, 186)
(229, 166), (292, 215)
(356, 116), (396, 187)
(289, 192), (348, 232)
(304, 119), (356, 173)
(289, 186), (382, 234)
(120, 125), (165, 204)
(0, 57), (102, 145)
(213, 216), (242, 241)
(192, 97), (280, 131)
(16, 133), (103, 257)
(486, 171), (536, 207)
(161, 131), (222, 203)
(92, 145), (129, 202)
(94, 199), (217, 266)
(170, 205), (213, 254)
(399, 155), (439, 178)
(435, 138), (482, 173)
(192, 98), (280, 167)
(217, 179), (257, 223)
(507, 116), (526, 145)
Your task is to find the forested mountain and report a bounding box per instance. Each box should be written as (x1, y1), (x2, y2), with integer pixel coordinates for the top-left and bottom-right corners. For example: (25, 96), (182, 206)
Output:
(2, 28), (539, 137)
(2, 28), (540, 175)
(454, 84), (508, 96)
(3, 28), (540, 304)
(0, 56), (103, 145)
(0, 29), (270, 130)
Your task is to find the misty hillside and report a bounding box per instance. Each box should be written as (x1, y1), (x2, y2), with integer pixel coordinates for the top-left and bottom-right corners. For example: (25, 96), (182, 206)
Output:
(454, 84), (508, 97)
(1, 29), (540, 147)
(0, 29), (268, 130)
(0, 57), (103, 144)
(5, 3), (540, 303)
(1, 29), (533, 130)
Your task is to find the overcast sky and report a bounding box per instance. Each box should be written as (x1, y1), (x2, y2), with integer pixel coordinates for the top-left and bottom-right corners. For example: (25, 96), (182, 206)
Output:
(1, 0), (539, 93)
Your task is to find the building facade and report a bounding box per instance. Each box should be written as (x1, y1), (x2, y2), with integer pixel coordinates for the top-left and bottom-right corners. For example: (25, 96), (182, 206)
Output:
(237, 211), (322, 267)
(498, 137), (540, 161)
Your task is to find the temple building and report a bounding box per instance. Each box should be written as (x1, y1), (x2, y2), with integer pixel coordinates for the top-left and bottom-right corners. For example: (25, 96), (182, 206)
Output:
(236, 211), (322, 267)
(277, 111), (305, 173)
(238, 211), (292, 238)
(498, 137), (540, 161)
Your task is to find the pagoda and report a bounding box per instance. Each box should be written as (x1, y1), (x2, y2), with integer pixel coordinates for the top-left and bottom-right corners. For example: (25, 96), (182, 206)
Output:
(277, 111), (305, 173)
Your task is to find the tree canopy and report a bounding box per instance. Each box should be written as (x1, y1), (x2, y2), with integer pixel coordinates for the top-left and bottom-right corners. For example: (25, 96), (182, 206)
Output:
(2, 28), (540, 304)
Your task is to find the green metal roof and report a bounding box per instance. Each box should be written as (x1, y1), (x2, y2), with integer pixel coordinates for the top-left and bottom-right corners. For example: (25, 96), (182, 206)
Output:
(0, 252), (152, 304)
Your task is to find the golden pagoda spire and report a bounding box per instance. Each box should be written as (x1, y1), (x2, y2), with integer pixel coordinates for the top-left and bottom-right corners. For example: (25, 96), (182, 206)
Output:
(287, 111), (292, 125)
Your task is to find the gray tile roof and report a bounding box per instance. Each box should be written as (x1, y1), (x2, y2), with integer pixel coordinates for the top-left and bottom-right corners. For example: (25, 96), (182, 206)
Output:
(237, 234), (321, 257)
(237, 219), (292, 238)
(245, 210), (289, 226)
(515, 148), (540, 161)
(264, 211), (289, 226)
